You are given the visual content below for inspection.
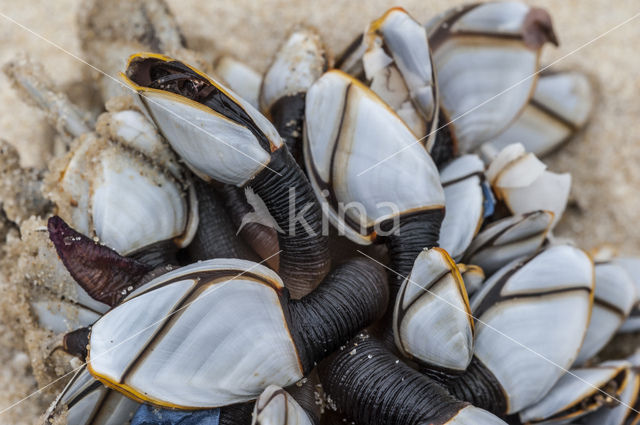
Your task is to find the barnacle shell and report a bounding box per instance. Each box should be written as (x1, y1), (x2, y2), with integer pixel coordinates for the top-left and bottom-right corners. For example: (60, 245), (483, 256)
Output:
(463, 210), (554, 276)
(481, 70), (594, 160)
(427, 1), (557, 153)
(458, 263), (485, 296)
(48, 107), (197, 256)
(393, 248), (474, 372)
(304, 70), (444, 244)
(260, 28), (326, 113)
(340, 8), (437, 143)
(46, 366), (140, 425)
(519, 360), (629, 424)
(215, 56), (262, 109)
(470, 245), (594, 413)
(438, 154), (485, 260)
(122, 53), (283, 186)
(573, 261), (635, 365)
(615, 257), (640, 333)
(486, 143), (570, 228)
(581, 350), (640, 425)
(87, 259), (303, 409)
(252, 385), (314, 425)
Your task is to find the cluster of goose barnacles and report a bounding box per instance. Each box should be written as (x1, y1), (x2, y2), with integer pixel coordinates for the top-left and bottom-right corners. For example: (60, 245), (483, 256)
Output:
(1, 1), (639, 424)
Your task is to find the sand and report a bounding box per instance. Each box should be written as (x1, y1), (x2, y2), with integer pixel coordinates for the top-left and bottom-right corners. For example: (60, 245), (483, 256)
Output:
(1, 0), (640, 423)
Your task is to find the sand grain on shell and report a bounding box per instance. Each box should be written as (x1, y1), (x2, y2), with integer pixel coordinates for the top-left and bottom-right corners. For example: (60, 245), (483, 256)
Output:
(1, 0), (640, 423)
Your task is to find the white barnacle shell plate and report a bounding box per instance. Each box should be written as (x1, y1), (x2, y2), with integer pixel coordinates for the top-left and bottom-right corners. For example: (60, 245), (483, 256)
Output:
(372, 8), (437, 126)
(428, 2), (547, 153)
(260, 29), (326, 112)
(470, 245), (594, 414)
(438, 154), (485, 260)
(581, 351), (640, 425)
(481, 70), (593, 160)
(393, 248), (473, 371)
(57, 134), (195, 255)
(614, 257), (640, 333)
(574, 262), (635, 365)
(463, 210), (554, 276)
(121, 53), (283, 186)
(458, 264), (485, 297)
(46, 366), (139, 425)
(519, 360), (630, 424)
(88, 259), (303, 409)
(252, 385), (313, 425)
(215, 56), (262, 109)
(304, 70), (444, 245)
(447, 405), (508, 425)
(487, 143), (570, 228)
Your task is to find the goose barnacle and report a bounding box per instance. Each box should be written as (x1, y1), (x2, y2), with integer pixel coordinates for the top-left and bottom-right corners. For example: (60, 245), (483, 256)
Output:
(46, 103), (199, 268)
(338, 8), (438, 151)
(486, 143), (571, 228)
(479, 70), (594, 161)
(392, 248), (474, 373)
(260, 28), (327, 164)
(426, 1), (558, 154)
(251, 385), (316, 425)
(573, 260), (636, 366)
(121, 53), (330, 298)
(445, 245), (594, 415)
(49, 221), (387, 409)
(462, 210), (554, 276)
(519, 360), (630, 424)
(304, 69), (444, 296)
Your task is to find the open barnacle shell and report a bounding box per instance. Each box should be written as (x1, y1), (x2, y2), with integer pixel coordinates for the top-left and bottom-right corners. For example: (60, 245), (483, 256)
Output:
(393, 248), (474, 372)
(519, 360), (630, 424)
(438, 154), (486, 260)
(581, 350), (640, 425)
(45, 366), (140, 425)
(486, 143), (570, 228)
(121, 52), (283, 186)
(426, 1), (557, 154)
(48, 108), (198, 258)
(338, 7), (438, 145)
(304, 69), (444, 245)
(215, 55), (262, 109)
(573, 261), (636, 365)
(122, 53), (330, 299)
(463, 245), (594, 414)
(463, 210), (554, 276)
(85, 257), (387, 409)
(480, 70), (594, 161)
(252, 385), (314, 425)
(614, 257), (640, 333)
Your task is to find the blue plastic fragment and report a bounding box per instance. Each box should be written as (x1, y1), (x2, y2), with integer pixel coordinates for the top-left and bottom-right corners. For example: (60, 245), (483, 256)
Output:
(131, 404), (221, 425)
(481, 181), (496, 218)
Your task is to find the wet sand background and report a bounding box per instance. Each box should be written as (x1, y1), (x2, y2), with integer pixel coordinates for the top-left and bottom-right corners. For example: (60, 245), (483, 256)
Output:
(0, 0), (639, 423)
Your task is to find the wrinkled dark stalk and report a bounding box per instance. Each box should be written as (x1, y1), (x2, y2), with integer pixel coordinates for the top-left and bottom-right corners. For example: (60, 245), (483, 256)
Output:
(251, 147), (331, 299)
(187, 179), (255, 261)
(385, 210), (444, 295)
(318, 334), (467, 425)
(128, 239), (177, 268)
(218, 183), (280, 270)
(269, 93), (306, 165)
(287, 258), (388, 373)
(286, 372), (321, 424)
(444, 356), (507, 416)
(219, 401), (255, 425)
